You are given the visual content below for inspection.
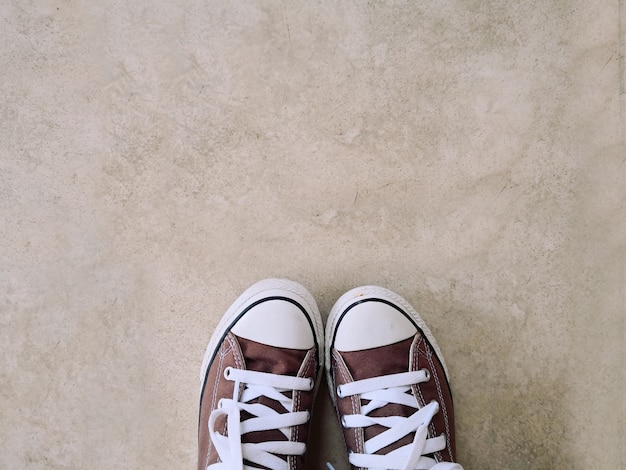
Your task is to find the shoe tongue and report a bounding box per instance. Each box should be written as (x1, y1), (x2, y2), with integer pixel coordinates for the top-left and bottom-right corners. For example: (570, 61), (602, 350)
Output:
(340, 337), (413, 379)
(236, 335), (308, 376)
(340, 337), (417, 455)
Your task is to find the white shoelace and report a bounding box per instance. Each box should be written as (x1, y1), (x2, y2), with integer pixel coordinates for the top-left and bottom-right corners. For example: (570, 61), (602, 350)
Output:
(207, 366), (314, 470)
(336, 370), (464, 470)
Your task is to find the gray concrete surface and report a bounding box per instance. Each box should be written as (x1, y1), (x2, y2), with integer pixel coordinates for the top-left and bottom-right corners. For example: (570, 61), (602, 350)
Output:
(1, 1), (624, 469)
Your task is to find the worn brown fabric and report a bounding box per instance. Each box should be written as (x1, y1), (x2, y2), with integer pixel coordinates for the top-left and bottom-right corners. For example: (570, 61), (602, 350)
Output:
(198, 332), (244, 470)
(238, 336), (308, 376)
(198, 333), (319, 470)
(331, 334), (456, 469)
(410, 334), (456, 463)
(332, 349), (365, 461)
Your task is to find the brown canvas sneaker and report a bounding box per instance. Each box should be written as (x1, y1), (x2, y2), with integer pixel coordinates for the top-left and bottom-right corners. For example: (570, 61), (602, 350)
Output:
(198, 279), (324, 470)
(325, 286), (463, 470)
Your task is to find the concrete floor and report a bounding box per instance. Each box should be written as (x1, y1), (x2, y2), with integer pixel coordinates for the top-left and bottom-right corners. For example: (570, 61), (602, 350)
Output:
(1, 1), (624, 469)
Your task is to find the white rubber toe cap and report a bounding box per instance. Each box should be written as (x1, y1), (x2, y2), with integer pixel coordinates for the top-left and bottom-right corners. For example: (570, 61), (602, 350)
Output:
(334, 300), (417, 352)
(231, 299), (315, 350)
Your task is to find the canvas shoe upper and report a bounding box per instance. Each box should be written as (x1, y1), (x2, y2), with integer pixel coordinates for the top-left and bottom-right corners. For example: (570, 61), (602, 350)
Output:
(325, 286), (463, 470)
(198, 279), (324, 470)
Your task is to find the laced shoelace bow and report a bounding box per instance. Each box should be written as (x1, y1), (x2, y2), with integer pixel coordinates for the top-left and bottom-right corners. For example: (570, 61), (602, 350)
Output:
(336, 370), (463, 470)
(207, 366), (314, 470)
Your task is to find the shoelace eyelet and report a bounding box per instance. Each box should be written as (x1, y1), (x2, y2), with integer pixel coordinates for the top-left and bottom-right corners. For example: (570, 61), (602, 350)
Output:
(421, 368), (431, 381)
(224, 366), (233, 379)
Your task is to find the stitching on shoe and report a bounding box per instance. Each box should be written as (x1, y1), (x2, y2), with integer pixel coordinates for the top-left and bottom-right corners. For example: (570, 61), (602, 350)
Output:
(228, 334), (246, 403)
(333, 349), (364, 456)
(228, 333), (245, 372)
(415, 334), (452, 462)
(208, 334), (244, 467)
(413, 336), (427, 409)
(414, 335), (446, 462)
(292, 355), (306, 470)
(424, 343), (451, 461)
(423, 344), (440, 461)
(206, 339), (232, 467)
(292, 383), (301, 470)
(291, 348), (314, 470)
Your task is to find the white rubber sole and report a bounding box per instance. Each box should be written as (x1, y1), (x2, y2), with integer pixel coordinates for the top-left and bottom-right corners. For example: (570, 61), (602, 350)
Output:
(199, 278), (324, 396)
(325, 285), (449, 400)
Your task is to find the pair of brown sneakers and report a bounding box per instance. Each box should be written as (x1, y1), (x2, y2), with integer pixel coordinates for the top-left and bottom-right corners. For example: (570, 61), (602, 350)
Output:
(198, 279), (463, 470)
